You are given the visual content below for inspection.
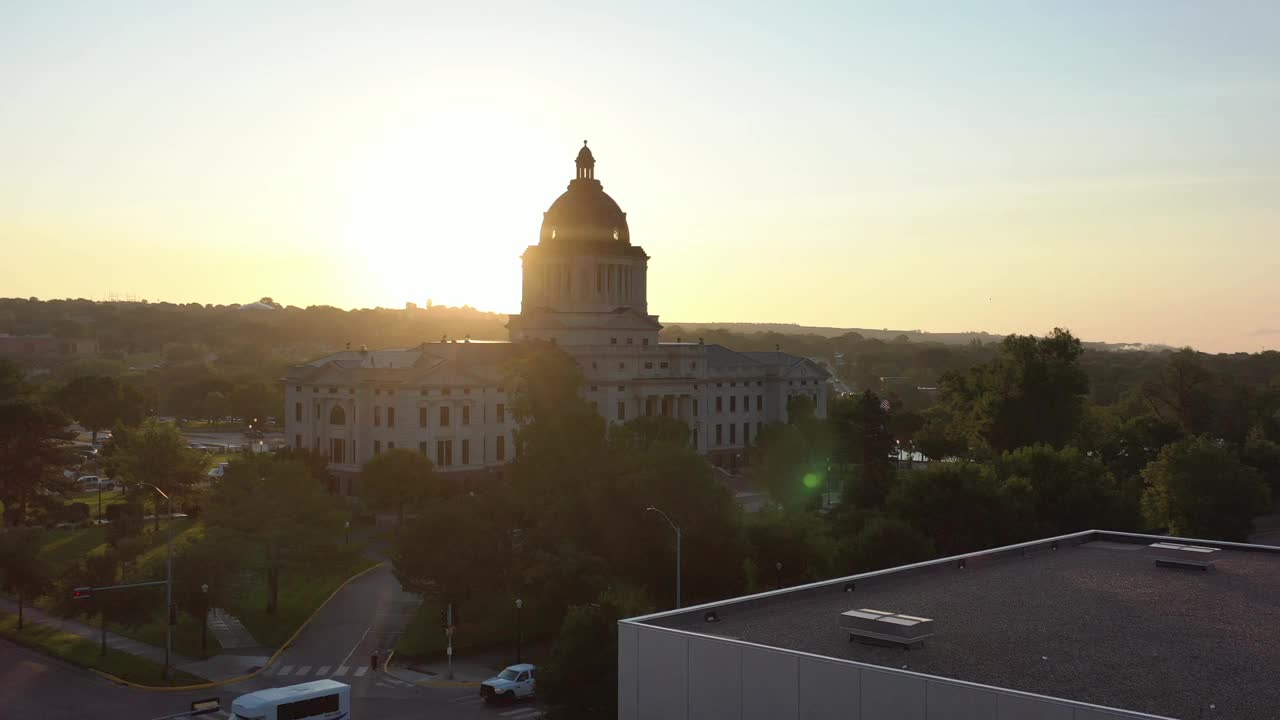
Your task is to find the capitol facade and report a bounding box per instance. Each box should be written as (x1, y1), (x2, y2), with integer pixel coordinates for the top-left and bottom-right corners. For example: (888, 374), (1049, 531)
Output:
(283, 143), (829, 491)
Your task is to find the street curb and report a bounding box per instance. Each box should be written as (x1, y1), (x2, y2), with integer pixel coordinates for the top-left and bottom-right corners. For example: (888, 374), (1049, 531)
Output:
(90, 560), (386, 691)
(385, 657), (482, 689)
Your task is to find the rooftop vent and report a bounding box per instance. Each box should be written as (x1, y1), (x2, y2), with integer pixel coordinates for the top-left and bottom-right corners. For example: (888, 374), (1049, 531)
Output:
(1150, 542), (1219, 571)
(841, 608), (934, 648)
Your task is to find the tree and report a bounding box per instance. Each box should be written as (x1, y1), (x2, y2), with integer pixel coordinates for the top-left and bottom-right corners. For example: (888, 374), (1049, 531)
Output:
(1141, 437), (1271, 541)
(172, 534), (240, 657)
(392, 491), (513, 607)
(830, 391), (895, 509)
(0, 400), (75, 526)
(103, 419), (207, 531)
(539, 598), (630, 719)
(937, 328), (1089, 454)
(54, 375), (146, 443)
(885, 462), (1013, 556)
(995, 444), (1131, 537)
(205, 455), (349, 613)
(743, 507), (835, 590)
(361, 449), (451, 530)
(1141, 349), (1216, 435)
(835, 516), (935, 575)
(0, 528), (50, 629)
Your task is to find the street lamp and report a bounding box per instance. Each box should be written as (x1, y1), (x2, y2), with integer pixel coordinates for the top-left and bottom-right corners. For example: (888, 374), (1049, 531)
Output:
(344, 520), (351, 545)
(140, 483), (174, 679)
(776, 561), (783, 589)
(646, 506), (682, 609)
(515, 598), (524, 664)
(200, 583), (209, 658)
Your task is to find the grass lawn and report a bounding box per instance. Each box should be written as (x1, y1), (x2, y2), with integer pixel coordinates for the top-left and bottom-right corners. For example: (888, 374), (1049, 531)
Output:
(0, 611), (204, 686)
(395, 596), (553, 660)
(231, 555), (379, 649)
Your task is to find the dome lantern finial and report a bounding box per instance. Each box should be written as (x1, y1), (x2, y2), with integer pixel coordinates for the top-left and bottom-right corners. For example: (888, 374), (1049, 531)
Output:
(575, 140), (596, 180)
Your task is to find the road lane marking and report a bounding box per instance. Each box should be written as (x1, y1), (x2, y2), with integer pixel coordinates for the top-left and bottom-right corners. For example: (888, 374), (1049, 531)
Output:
(338, 626), (373, 669)
(278, 665), (294, 675)
(317, 665), (331, 675)
(354, 666), (368, 677)
(334, 665), (349, 676)
(296, 665), (313, 675)
(500, 708), (540, 718)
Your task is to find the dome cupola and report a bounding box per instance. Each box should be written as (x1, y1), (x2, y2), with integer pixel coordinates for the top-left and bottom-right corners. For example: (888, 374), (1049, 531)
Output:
(540, 141), (630, 247)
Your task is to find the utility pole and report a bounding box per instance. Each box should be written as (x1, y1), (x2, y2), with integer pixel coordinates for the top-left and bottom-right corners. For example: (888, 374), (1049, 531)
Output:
(141, 483), (174, 679)
(647, 506), (682, 609)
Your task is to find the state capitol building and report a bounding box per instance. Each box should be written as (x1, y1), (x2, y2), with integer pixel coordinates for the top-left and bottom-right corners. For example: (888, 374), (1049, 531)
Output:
(283, 143), (830, 491)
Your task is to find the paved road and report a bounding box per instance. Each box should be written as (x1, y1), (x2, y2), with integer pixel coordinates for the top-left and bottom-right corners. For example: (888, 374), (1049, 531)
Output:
(5, 561), (542, 719)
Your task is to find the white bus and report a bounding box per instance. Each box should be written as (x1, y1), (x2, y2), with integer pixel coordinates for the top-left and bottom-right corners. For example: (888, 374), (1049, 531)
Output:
(230, 680), (350, 720)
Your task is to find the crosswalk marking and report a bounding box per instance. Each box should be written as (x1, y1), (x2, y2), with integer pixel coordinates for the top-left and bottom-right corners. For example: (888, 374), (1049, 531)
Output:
(317, 665), (331, 675)
(500, 708), (541, 719)
(278, 665), (294, 675)
(296, 665), (313, 675)
(333, 665), (349, 676)
(354, 666), (368, 677)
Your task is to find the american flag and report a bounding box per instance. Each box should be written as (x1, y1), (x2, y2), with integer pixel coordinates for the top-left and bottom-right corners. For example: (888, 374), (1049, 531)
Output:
(879, 398), (891, 412)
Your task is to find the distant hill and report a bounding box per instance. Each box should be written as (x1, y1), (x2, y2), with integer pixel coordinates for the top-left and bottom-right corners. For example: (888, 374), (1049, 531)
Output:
(665, 322), (1175, 352)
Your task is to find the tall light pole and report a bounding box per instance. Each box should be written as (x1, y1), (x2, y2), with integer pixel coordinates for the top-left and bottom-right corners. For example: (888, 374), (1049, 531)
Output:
(200, 583), (209, 658)
(141, 483), (173, 679)
(515, 598), (523, 664)
(646, 506), (682, 609)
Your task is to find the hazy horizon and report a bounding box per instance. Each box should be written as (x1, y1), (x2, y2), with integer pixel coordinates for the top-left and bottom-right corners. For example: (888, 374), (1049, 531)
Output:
(4, 2), (1278, 353)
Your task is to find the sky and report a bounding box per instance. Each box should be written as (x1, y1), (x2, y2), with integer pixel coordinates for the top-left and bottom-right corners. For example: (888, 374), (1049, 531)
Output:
(3, 1), (1278, 353)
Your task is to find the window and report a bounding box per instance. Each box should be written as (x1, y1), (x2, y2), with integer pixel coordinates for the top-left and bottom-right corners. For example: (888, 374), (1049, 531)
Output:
(659, 361), (668, 369)
(463, 387), (471, 395)
(295, 385), (302, 392)
(645, 397), (656, 416)
(693, 399), (699, 416)
(616, 401), (625, 421)
(278, 693), (340, 720)
(627, 337), (634, 345)
(730, 396), (736, 412)
(591, 361), (598, 369)
(618, 362), (625, 370)
(419, 441), (427, 455)
(443, 389), (452, 396)
(388, 441), (395, 450)
(497, 403), (505, 423)
(330, 437), (345, 463)
(462, 405), (471, 425)
(715, 424), (723, 445)
(312, 387), (318, 393)
(611, 337), (618, 345)
(374, 406), (382, 426)
(743, 423), (750, 445)
(757, 395), (763, 411)
(374, 440), (381, 455)
(294, 402), (302, 422)
(642, 338), (649, 346)
(744, 395), (749, 413)
(716, 397), (723, 413)
(590, 385), (598, 391)
(294, 434), (302, 449)
(692, 362), (697, 369)
(497, 434), (506, 461)
(462, 439), (470, 464)
(387, 407), (396, 427)
(730, 423), (736, 444)
(440, 406), (450, 426)
(330, 406), (346, 425)
(644, 362), (654, 369)
(419, 407), (428, 427)
(437, 439), (453, 467)
(315, 404), (320, 418)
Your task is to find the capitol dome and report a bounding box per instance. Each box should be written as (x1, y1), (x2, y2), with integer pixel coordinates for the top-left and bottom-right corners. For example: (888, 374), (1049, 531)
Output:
(539, 141), (630, 247)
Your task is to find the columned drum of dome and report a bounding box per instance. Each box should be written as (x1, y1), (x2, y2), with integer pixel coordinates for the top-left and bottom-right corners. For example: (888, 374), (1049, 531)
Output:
(518, 142), (652, 321)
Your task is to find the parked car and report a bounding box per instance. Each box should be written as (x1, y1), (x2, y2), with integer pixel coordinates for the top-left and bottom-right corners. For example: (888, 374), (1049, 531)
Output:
(480, 664), (536, 704)
(207, 463), (229, 479)
(77, 476), (115, 491)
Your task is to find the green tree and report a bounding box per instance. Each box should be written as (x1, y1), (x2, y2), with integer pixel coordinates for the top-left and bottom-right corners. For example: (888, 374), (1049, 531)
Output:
(830, 391), (895, 509)
(539, 598), (631, 720)
(103, 419), (207, 531)
(392, 492), (513, 607)
(885, 462), (1012, 556)
(361, 449), (450, 530)
(0, 528), (50, 629)
(172, 534), (240, 657)
(0, 400), (75, 526)
(743, 507), (835, 590)
(1141, 349), (1216, 435)
(938, 328), (1089, 454)
(54, 375), (146, 443)
(1141, 437), (1271, 541)
(836, 516), (935, 575)
(205, 455), (349, 613)
(995, 444), (1130, 537)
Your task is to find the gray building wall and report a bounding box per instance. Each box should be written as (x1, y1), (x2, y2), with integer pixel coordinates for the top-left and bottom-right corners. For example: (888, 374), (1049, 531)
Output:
(618, 623), (1163, 720)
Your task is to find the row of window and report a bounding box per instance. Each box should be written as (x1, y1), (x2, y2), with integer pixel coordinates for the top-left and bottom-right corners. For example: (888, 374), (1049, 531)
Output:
(302, 434), (509, 466)
(297, 385), (505, 396)
(714, 395), (764, 414)
(297, 403), (506, 427)
(713, 422), (762, 447)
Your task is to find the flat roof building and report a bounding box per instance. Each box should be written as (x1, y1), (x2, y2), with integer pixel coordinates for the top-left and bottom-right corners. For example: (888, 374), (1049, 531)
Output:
(619, 530), (1280, 720)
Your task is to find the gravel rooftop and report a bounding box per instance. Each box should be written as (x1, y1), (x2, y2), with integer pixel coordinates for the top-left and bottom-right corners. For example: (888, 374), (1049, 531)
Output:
(648, 537), (1280, 719)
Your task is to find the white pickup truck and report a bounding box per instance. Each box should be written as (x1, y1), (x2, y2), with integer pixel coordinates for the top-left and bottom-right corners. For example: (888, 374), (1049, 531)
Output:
(480, 663), (536, 704)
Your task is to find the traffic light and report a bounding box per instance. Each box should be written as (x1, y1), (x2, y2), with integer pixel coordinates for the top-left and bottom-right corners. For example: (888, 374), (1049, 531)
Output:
(73, 586), (93, 600)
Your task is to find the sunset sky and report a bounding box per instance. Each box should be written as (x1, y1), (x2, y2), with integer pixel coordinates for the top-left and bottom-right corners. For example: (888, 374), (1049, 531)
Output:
(3, 2), (1278, 352)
